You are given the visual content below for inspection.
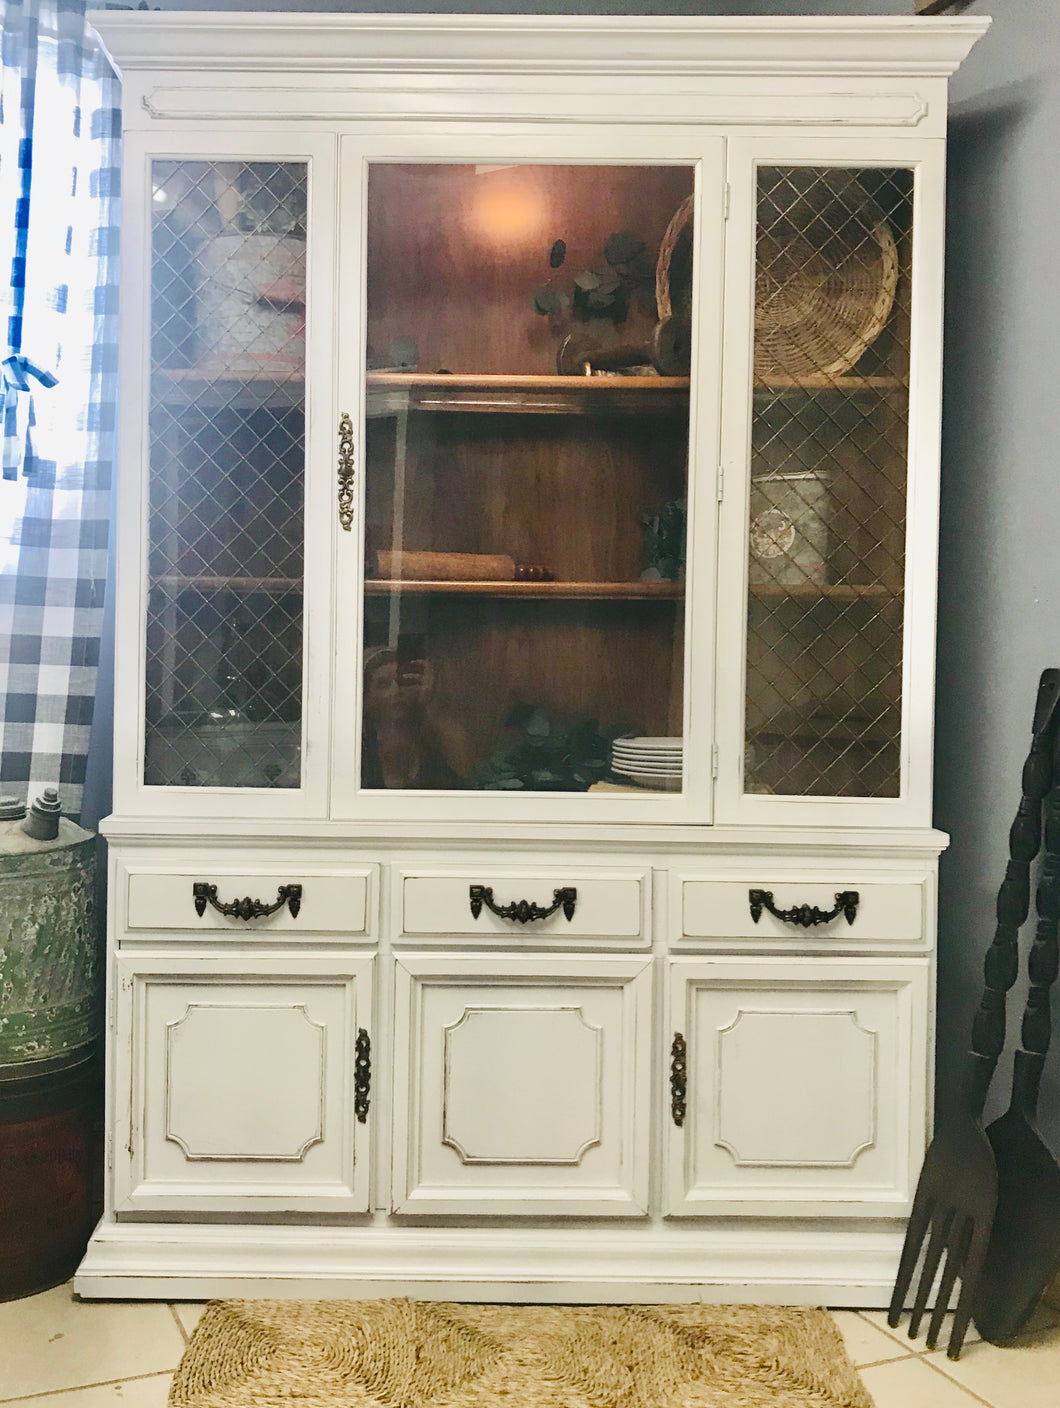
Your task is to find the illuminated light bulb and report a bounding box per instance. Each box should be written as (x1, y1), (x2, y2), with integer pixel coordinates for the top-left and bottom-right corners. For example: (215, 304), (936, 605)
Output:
(469, 179), (547, 249)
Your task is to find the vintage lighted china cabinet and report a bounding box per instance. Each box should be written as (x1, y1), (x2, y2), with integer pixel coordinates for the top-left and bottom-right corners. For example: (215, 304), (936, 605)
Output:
(77, 12), (988, 1301)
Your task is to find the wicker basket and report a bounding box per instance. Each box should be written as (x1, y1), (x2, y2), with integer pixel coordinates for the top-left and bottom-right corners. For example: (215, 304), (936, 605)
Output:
(655, 179), (897, 381)
(753, 172), (898, 380)
(655, 195), (695, 324)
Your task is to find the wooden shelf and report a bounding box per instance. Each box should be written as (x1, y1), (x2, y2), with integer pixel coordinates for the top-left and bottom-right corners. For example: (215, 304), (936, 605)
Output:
(750, 583), (902, 603)
(152, 369), (304, 411)
(152, 369), (691, 416)
(156, 368), (300, 382)
(364, 579), (684, 600)
(152, 575), (303, 594)
(750, 728), (896, 749)
(753, 375), (907, 395)
(153, 579), (897, 606)
(750, 706), (899, 747)
(151, 576), (683, 601)
(366, 372), (690, 417)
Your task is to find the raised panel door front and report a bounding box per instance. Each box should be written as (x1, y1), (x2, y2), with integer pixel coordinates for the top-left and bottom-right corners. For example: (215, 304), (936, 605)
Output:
(391, 954), (651, 1215)
(113, 953), (373, 1214)
(665, 956), (928, 1217)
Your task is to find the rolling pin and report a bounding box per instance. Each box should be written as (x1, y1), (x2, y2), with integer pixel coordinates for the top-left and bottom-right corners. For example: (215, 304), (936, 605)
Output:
(556, 316), (691, 377)
(372, 551), (553, 582)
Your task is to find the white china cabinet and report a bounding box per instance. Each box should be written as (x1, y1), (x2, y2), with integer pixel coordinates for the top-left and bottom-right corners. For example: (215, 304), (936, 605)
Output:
(77, 11), (988, 1303)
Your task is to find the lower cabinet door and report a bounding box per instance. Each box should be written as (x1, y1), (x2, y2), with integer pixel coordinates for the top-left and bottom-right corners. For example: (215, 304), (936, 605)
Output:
(665, 956), (929, 1218)
(113, 952), (374, 1215)
(391, 954), (652, 1216)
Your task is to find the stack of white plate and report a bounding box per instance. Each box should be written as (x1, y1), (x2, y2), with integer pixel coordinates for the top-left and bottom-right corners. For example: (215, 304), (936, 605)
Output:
(611, 736), (683, 791)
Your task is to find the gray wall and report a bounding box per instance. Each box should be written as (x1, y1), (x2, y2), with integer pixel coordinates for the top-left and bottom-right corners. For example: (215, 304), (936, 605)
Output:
(98, 1), (1060, 1138)
(936, 1), (1060, 1139)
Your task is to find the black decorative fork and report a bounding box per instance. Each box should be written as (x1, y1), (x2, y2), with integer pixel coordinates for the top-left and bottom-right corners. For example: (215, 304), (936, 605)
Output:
(887, 668), (1060, 1358)
(973, 720), (1060, 1343)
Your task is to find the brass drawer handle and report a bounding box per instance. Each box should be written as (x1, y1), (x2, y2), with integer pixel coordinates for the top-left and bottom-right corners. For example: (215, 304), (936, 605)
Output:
(192, 882), (303, 921)
(469, 884), (577, 924)
(337, 411), (355, 531)
(748, 888), (859, 928)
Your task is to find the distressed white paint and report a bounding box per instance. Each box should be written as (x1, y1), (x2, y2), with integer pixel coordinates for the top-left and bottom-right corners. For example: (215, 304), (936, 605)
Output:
(112, 953), (373, 1215)
(78, 11), (985, 1300)
(714, 1009), (877, 1168)
(390, 955), (652, 1216)
(399, 870), (646, 942)
(442, 1006), (602, 1165)
(676, 873), (925, 947)
(665, 957), (929, 1217)
(165, 1002), (326, 1162)
(125, 866), (375, 936)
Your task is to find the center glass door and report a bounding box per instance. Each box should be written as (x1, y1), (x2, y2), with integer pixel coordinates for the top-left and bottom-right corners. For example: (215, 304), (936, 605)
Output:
(353, 159), (698, 801)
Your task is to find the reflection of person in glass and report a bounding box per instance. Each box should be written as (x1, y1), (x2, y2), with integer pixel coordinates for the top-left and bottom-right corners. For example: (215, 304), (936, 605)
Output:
(361, 643), (465, 790)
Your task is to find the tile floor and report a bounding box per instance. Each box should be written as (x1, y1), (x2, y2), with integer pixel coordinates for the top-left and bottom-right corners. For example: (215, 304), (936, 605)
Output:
(1, 1284), (1060, 1406)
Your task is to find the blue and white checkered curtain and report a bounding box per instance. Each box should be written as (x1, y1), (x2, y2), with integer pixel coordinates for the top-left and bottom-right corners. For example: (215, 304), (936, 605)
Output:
(0, 0), (119, 818)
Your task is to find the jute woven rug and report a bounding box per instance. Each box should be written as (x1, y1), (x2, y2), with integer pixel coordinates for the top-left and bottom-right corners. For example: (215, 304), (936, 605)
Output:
(169, 1299), (875, 1408)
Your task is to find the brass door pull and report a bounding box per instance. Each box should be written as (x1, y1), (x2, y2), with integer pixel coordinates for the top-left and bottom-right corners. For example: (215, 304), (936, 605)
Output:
(192, 882), (303, 921)
(354, 1028), (371, 1123)
(337, 411), (355, 530)
(670, 1033), (687, 1127)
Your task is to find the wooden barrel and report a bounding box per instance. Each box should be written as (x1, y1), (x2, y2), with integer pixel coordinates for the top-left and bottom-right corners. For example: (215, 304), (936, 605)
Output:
(0, 805), (100, 1301)
(0, 1048), (101, 1300)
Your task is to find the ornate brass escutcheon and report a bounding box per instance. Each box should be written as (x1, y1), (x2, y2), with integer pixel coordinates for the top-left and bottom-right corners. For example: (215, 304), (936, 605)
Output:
(337, 411), (355, 531)
(670, 1033), (687, 1127)
(354, 1027), (371, 1123)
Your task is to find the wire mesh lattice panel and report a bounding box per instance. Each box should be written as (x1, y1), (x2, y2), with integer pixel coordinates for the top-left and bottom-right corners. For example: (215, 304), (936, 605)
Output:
(144, 161), (307, 788)
(745, 167), (912, 799)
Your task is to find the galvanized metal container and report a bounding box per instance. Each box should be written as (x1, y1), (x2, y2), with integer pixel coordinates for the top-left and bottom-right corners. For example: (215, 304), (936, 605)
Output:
(0, 796), (100, 1301)
(748, 470), (832, 587)
(195, 233), (306, 375)
(0, 806), (99, 1070)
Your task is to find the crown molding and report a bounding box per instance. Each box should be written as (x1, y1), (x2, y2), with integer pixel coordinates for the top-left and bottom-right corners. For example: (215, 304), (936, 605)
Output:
(88, 11), (990, 79)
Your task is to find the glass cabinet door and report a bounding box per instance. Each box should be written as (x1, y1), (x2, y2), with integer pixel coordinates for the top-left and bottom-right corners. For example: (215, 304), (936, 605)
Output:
(358, 163), (696, 797)
(742, 164), (913, 801)
(145, 160), (307, 789)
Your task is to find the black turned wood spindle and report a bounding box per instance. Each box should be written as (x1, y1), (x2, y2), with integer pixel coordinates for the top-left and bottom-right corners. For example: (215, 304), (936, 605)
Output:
(1021, 731), (1060, 1058)
(970, 671), (1060, 1066)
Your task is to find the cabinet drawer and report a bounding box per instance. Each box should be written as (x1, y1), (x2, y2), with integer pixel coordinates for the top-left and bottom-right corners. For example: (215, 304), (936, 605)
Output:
(123, 866), (376, 938)
(396, 868), (649, 945)
(676, 875), (926, 948)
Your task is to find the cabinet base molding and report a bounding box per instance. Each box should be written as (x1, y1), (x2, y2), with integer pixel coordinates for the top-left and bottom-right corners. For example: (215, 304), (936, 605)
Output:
(75, 1220), (906, 1307)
